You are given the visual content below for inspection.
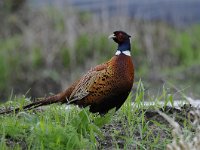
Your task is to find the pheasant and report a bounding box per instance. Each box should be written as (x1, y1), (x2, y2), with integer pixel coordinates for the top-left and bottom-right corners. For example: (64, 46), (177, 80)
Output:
(0, 31), (134, 115)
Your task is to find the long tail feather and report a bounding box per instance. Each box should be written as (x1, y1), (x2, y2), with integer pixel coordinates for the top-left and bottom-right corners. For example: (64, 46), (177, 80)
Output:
(0, 93), (67, 115)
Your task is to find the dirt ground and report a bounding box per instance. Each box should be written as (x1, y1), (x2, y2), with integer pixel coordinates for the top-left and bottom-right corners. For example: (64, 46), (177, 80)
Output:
(97, 104), (196, 149)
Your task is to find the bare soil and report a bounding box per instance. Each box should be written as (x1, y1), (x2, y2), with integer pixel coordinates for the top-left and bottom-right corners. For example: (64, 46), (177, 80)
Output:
(97, 104), (195, 149)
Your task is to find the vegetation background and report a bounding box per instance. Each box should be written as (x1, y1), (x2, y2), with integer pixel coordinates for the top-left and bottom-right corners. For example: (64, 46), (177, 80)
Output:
(0, 0), (199, 101)
(0, 0), (200, 149)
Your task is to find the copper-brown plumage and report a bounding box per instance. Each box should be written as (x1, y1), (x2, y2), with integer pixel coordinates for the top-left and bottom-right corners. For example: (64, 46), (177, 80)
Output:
(0, 31), (134, 115)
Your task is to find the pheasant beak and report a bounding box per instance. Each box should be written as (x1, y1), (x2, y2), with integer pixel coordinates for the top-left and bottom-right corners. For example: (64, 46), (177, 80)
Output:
(108, 34), (116, 39)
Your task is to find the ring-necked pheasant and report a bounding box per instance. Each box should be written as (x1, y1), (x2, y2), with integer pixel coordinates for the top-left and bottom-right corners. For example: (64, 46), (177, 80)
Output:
(0, 31), (134, 115)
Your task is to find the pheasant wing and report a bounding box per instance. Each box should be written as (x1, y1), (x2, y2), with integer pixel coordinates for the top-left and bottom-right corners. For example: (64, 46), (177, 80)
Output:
(68, 63), (111, 103)
(68, 71), (98, 103)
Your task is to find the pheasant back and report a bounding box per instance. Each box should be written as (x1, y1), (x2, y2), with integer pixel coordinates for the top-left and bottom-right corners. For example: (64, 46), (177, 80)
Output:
(69, 54), (134, 114)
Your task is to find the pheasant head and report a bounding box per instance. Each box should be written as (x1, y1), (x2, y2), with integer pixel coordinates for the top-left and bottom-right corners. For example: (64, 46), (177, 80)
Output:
(109, 31), (132, 56)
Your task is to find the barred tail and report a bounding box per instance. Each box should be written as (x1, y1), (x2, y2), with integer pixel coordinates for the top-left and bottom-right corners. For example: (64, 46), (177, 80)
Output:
(0, 93), (67, 115)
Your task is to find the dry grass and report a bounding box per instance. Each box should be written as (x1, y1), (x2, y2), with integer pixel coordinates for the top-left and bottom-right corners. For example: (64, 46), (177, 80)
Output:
(158, 100), (200, 150)
(0, 2), (199, 100)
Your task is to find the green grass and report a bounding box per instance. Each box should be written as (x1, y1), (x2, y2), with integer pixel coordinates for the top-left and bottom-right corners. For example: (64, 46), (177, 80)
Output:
(0, 81), (196, 149)
(0, 5), (199, 149)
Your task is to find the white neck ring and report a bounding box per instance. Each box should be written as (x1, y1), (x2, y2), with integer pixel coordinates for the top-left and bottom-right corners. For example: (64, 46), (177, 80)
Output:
(115, 50), (131, 56)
